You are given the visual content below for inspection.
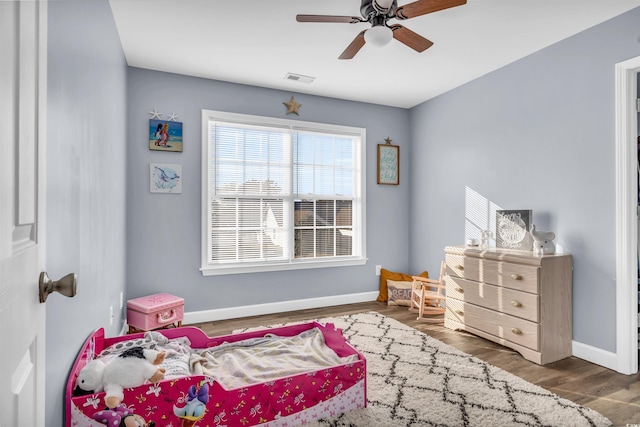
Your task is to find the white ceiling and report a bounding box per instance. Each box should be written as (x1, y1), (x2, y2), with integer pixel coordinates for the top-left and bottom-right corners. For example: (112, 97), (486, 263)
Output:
(109, 0), (640, 109)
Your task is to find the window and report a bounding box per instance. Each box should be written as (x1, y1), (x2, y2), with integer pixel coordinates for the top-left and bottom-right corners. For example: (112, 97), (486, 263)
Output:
(201, 110), (366, 275)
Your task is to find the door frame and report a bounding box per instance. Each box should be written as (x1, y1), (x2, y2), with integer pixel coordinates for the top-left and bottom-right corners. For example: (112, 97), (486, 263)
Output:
(615, 55), (640, 375)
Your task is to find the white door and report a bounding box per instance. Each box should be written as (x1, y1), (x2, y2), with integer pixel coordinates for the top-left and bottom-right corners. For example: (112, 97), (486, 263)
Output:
(0, 1), (48, 426)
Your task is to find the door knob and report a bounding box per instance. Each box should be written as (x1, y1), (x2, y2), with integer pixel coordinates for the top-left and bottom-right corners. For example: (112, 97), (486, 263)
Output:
(39, 272), (77, 303)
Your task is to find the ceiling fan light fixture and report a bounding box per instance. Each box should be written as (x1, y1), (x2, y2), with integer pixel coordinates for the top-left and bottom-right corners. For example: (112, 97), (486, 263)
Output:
(364, 25), (393, 48)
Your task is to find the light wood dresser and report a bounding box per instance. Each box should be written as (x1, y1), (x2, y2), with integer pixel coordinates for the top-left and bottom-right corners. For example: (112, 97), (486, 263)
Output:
(444, 245), (572, 365)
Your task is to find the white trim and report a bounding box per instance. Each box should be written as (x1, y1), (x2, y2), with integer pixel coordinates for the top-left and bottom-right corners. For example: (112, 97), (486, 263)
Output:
(36, 2), (48, 425)
(572, 340), (618, 372)
(614, 55), (640, 375)
(183, 291), (379, 324)
(200, 257), (367, 276)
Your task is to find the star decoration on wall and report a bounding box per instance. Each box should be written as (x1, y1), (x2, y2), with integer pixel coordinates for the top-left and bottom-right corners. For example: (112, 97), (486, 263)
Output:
(283, 96), (301, 116)
(167, 112), (180, 121)
(384, 137), (393, 144)
(149, 108), (163, 119)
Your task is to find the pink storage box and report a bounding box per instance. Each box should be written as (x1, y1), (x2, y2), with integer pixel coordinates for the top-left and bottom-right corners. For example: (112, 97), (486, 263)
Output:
(126, 293), (184, 332)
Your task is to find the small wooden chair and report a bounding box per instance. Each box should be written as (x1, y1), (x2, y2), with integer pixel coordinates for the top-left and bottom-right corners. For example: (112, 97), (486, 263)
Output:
(410, 261), (446, 322)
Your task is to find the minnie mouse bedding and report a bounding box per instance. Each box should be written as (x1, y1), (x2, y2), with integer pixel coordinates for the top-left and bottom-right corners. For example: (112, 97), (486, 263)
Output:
(66, 323), (366, 427)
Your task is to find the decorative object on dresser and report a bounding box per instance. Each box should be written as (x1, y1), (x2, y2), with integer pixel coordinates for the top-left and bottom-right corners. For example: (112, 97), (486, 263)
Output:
(496, 209), (533, 250)
(530, 224), (556, 255)
(444, 245), (572, 365)
(480, 229), (494, 247)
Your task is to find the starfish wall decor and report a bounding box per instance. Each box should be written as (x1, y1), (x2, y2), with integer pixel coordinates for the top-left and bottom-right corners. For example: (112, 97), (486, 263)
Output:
(283, 96), (301, 116)
(149, 108), (163, 119)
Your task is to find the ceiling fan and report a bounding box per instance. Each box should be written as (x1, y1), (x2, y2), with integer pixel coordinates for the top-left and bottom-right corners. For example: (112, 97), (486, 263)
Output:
(296, 0), (467, 59)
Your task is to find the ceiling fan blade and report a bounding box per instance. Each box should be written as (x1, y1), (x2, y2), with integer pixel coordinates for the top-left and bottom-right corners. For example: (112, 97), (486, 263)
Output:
(395, 0), (466, 20)
(390, 24), (433, 52)
(296, 14), (364, 24)
(339, 30), (367, 60)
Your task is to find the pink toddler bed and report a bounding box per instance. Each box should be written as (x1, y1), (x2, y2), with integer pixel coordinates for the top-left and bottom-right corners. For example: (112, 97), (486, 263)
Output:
(66, 322), (366, 427)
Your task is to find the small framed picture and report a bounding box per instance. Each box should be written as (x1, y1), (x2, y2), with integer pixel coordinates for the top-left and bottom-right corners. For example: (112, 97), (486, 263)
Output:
(149, 119), (183, 152)
(377, 143), (400, 185)
(150, 163), (182, 194)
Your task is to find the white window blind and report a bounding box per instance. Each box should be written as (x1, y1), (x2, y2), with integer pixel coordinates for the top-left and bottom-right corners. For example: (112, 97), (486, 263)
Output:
(201, 110), (366, 275)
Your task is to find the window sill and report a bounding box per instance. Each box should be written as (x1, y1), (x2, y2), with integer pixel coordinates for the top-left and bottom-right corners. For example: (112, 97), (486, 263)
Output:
(200, 257), (367, 276)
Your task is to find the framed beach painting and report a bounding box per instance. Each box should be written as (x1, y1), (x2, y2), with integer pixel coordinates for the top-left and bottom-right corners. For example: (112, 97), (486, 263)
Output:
(149, 119), (183, 152)
(377, 143), (399, 185)
(150, 163), (182, 194)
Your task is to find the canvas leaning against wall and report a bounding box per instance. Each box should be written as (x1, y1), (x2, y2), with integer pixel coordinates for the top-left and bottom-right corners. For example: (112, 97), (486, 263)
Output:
(496, 210), (532, 250)
(149, 119), (183, 152)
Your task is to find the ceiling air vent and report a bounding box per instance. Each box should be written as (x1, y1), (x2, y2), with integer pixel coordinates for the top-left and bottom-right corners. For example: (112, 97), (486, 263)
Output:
(284, 73), (315, 84)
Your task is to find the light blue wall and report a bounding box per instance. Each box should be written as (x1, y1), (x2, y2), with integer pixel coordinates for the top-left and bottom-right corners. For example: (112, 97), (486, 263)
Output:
(408, 6), (640, 353)
(46, 0), (127, 425)
(126, 68), (412, 310)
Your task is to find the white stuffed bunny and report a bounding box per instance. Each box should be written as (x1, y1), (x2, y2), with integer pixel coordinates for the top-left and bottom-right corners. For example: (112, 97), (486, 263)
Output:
(76, 347), (166, 408)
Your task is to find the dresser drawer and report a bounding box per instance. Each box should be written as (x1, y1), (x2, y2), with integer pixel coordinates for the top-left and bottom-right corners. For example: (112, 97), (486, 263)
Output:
(446, 276), (539, 322)
(445, 298), (539, 351)
(445, 253), (539, 293)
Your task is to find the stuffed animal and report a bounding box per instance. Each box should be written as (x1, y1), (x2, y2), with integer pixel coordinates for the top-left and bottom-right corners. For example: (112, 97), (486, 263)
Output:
(75, 359), (106, 395)
(76, 347), (166, 408)
(92, 403), (156, 427)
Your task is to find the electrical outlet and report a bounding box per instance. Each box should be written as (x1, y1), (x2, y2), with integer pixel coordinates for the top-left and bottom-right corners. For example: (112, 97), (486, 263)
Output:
(109, 306), (114, 326)
(376, 265), (382, 276)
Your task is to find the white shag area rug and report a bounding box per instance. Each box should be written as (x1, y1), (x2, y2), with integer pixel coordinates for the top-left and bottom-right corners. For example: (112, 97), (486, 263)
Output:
(236, 311), (611, 427)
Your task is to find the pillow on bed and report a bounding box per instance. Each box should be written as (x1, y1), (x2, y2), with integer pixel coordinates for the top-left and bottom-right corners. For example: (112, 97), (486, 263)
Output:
(386, 279), (414, 306)
(377, 268), (428, 302)
(99, 336), (157, 362)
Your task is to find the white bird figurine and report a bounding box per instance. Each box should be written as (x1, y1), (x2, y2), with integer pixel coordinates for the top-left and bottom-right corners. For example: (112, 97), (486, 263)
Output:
(529, 224), (556, 255)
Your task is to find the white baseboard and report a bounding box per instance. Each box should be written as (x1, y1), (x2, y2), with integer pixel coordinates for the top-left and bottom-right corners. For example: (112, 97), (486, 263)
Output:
(183, 291), (379, 325)
(572, 340), (618, 371)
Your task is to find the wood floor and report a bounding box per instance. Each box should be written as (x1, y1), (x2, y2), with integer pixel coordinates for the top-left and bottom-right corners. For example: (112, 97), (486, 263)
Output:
(192, 301), (640, 427)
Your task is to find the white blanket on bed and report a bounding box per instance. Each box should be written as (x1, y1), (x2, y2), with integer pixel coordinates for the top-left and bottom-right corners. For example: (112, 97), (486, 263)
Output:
(190, 327), (359, 389)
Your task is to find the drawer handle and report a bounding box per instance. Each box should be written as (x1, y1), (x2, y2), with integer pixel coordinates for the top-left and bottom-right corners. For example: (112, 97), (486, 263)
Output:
(510, 300), (522, 307)
(510, 274), (522, 280)
(455, 287), (464, 293)
(454, 309), (464, 315)
(455, 265), (464, 270)
(511, 328), (522, 335)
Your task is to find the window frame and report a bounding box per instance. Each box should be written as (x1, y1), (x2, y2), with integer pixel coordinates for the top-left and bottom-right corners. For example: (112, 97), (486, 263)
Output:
(201, 109), (367, 276)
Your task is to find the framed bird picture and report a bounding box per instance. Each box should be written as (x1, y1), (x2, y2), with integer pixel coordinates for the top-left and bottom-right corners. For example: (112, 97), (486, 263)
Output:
(150, 163), (182, 194)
